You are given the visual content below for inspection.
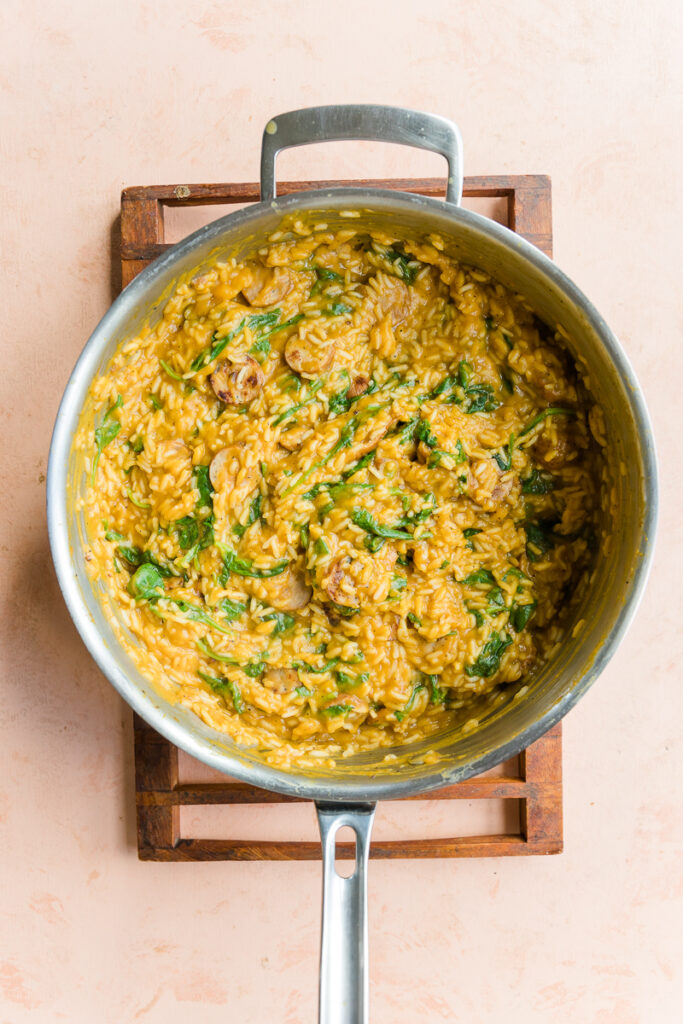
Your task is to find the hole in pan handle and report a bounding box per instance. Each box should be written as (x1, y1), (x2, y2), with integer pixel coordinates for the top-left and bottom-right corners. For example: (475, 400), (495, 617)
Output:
(316, 801), (377, 1024)
(259, 104), (464, 206)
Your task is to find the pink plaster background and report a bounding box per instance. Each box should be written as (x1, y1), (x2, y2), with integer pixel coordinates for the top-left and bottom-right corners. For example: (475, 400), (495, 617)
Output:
(1, 1), (681, 1021)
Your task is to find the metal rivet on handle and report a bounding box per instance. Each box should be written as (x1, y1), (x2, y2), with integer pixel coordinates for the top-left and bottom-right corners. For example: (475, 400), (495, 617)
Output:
(265, 120), (278, 135)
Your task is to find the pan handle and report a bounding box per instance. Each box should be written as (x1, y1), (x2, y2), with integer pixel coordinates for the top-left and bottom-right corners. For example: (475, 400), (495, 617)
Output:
(260, 104), (463, 206)
(316, 801), (377, 1024)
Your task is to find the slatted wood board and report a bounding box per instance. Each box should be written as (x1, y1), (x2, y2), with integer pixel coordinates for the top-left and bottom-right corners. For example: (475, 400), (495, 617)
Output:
(122, 174), (562, 861)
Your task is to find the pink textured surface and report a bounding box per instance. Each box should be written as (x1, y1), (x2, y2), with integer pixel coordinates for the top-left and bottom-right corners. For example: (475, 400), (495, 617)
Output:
(1, 1), (681, 1021)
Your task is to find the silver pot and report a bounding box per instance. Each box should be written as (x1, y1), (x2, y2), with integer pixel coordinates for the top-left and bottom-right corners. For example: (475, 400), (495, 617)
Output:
(47, 106), (657, 1024)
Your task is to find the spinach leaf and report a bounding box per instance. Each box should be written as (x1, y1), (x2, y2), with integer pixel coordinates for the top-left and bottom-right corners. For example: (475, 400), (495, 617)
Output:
(325, 302), (353, 317)
(218, 546), (289, 583)
(395, 681), (426, 721)
(426, 673), (446, 704)
(198, 669), (244, 713)
(407, 611), (422, 628)
(172, 599), (232, 634)
(218, 597), (246, 622)
(510, 602), (536, 632)
(194, 465), (214, 512)
(128, 563), (165, 601)
(92, 395), (123, 482)
(174, 516), (199, 550)
(232, 493), (263, 538)
(326, 600), (360, 618)
(525, 522), (556, 562)
(518, 407), (575, 438)
(321, 704), (352, 718)
(292, 658), (341, 674)
(159, 359), (183, 381)
(384, 246), (420, 285)
(263, 611), (295, 635)
(462, 568), (496, 586)
(465, 631), (513, 678)
(197, 637), (265, 678)
(341, 449), (376, 480)
(521, 468), (555, 495)
(351, 508), (413, 541)
(272, 378), (325, 426)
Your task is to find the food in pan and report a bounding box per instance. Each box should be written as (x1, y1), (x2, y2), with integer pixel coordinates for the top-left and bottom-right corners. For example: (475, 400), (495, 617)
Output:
(78, 218), (605, 766)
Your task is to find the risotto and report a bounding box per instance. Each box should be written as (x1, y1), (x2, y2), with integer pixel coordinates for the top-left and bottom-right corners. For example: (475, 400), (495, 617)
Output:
(77, 218), (604, 767)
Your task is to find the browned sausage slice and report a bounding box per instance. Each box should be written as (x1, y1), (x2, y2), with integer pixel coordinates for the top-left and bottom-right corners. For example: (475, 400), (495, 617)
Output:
(209, 356), (264, 405)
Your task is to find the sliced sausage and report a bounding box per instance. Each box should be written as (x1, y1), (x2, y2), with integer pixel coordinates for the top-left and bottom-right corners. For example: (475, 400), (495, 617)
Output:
(242, 266), (295, 307)
(209, 445), (260, 497)
(323, 556), (358, 607)
(209, 355), (264, 405)
(262, 568), (312, 612)
(347, 374), (370, 399)
(278, 424), (311, 452)
(262, 668), (300, 694)
(284, 334), (335, 377)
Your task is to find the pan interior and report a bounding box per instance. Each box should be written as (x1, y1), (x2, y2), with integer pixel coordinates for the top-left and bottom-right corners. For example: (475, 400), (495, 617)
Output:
(49, 190), (656, 801)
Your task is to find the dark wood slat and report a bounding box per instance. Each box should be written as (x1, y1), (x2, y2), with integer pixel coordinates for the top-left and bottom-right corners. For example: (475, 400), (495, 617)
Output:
(136, 778), (562, 806)
(138, 834), (563, 862)
(121, 175), (535, 205)
(134, 720), (179, 853)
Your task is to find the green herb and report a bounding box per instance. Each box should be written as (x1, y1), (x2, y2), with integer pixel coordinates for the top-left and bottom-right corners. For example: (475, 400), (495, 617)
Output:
(525, 521), (556, 562)
(351, 508), (413, 541)
(295, 685), (313, 698)
(327, 601), (360, 618)
(465, 631), (513, 678)
(159, 359), (183, 381)
(463, 527), (481, 539)
(218, 546), (289, 583)
(407, 611), (422, 628)
(444, 360), (500, 414)
(148, 394), (162, 411)
(174, 516), (199, 549)
(218, 597), (246, 622)
(194, 465), (213, 511)
(92, 395), (123, 482)
(315, 266), (344, 283)
(427, 439), (467, 468)
(126, 488), (151, 509)
(198, 670), (244, 713)
(427, 674), (446, 704)
(510, 602), (536, 632)
(300, 523), (310, 550)
(521, 469), (555, 495)
(321, 704), (352, 718)
(328, 377), (378, 416)
(486, 587), (506, 616)
(172, 599), (232, 634)
(128, 436), (144, 454)
(462, 568), (496, 586)
(233, 493), (263, 538)
(197, 637), (265, 679)
(383, 246), (420, 285)
(518, 407), (575, 438)
(388, 575), (407, 600)
(190, 318), (246, 373)
(263, 611), (295, 635)
(314, 537), (329, 557)
(292, 658), (341, 674)
(493, 434), (516, 472)
(272, 378), (325, 426)
(127, 563), (165, 601)
(335, 669), (368, 689)
(325, 302), (353, 317)
(395, 681), (426, 721)
(467, 604), (485, 627)
(341, 450), (376, 480)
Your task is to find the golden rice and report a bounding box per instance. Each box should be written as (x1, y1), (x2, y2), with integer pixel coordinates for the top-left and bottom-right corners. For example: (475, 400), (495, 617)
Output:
(76, 219), (603, 768)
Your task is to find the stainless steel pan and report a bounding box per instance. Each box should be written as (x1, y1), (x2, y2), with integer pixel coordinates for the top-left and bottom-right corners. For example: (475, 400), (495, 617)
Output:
(48, 105), (657, 1024)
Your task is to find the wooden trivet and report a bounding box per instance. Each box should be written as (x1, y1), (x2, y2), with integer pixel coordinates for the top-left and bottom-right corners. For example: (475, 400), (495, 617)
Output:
(122, 174), (561, 861)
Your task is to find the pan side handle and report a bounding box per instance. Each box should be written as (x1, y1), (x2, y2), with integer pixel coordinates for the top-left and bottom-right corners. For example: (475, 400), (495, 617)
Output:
(260, 104), (463, 205)
(316, 801), (377, 1024)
